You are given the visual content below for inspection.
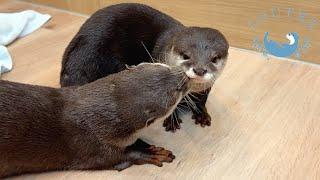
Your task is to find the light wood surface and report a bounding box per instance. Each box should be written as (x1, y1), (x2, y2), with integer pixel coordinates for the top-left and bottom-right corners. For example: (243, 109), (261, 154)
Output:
(23, 0), (100, 15)
(22, 0), (320, 64)
(1, 1), (320, 179)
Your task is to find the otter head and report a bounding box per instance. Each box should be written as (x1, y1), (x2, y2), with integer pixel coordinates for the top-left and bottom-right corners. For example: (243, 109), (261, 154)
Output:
(135, 63), (190, 99)
(164, 27), (229, 92)
(127, 63), (190, 126)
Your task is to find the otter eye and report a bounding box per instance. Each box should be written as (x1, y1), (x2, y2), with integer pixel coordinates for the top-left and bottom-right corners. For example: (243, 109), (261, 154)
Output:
(211, 57), (218, 63)
(180, 53), (190, 60)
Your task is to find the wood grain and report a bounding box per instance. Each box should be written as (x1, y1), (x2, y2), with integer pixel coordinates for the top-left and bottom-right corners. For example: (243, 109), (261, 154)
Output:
(23, 0), (100, 14)
(1, 1), (320, 179)
(20, 0), (320, 64)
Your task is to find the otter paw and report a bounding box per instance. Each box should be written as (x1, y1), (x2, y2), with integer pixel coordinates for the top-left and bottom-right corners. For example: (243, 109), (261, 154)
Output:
(163, 117), (182, 132)
(192, 112), (211, 127)
(131, 146), (175, 167)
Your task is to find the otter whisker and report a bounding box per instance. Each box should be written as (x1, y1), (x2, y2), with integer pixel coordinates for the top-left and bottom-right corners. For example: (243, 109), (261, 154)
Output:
(183, 97), (193, 112)
(175, 106), (185, 114)
(188, 93), (200, 101)
(177, 100), (189, 112)
(183, 95), (199, 113)
(171, 70), (185, 75)
(185, 94), (197, 108)
(140, 41), (155, 63)
(173, 111), (180, 128)
(170, 71), (185, 77)
(186, 94), (200, 113)
(170, 114), (174, 130)
(177, 103), (189, 111)
(177, 76), (188, 90)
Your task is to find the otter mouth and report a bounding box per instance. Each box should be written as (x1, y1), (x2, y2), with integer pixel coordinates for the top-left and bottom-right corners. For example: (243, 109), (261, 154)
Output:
(183, 67), (218, 93)
(185, 68), (213, 83)
(188, 79), (214, 93)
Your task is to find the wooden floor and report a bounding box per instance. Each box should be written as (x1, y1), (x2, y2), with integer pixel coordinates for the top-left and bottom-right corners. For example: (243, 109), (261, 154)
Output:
(2, 1), (320, 179)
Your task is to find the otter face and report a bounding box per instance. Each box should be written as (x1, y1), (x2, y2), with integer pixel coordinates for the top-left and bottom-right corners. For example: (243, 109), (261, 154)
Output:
(164, 27), (229, 92)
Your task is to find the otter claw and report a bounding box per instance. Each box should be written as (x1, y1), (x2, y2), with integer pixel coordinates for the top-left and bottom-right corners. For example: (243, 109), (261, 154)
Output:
(192, 112), (211, 127)
(130, 145), (175, 167)
(163, 117), (182, 132)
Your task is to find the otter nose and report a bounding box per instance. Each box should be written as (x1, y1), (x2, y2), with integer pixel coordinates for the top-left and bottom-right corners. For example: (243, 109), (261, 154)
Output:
(193, 68), (207, 76)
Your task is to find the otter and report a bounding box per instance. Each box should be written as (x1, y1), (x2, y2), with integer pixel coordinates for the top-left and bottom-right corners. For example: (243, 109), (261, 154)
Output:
(0, 63), (190, 178)
(60, 3), (229, 131)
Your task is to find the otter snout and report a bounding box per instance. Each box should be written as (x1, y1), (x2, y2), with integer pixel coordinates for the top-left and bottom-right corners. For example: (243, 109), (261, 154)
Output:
(185, 66), (213, 83)
(192, 67), (207, 76)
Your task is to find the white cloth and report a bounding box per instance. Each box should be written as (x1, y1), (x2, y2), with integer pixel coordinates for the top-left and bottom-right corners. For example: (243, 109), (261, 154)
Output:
(0, 10), (51, 75)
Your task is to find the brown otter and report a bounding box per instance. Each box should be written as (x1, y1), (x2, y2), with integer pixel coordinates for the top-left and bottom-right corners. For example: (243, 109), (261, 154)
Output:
(60, 3), (229, 131)
(0, 63), (190, 178)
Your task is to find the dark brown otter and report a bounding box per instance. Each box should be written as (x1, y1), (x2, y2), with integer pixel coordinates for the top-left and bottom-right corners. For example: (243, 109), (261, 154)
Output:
(0, 63), (190, 178)
(60, 3), (229, 132)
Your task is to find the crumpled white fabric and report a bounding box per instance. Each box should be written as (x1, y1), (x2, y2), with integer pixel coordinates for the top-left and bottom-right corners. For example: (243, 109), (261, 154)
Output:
(0, 10), (51, 75)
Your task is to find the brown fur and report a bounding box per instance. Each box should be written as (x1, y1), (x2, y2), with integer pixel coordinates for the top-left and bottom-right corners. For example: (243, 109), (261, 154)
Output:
(59, 3), (229, 132)
(0, 63), (189, 178)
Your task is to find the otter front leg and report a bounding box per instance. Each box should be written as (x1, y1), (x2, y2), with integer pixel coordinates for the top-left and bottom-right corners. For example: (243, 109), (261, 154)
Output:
(113, 139), (175, 171)
(190, 88), (211, 127)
